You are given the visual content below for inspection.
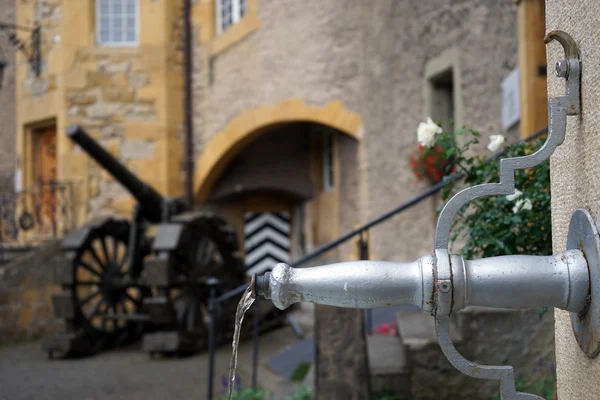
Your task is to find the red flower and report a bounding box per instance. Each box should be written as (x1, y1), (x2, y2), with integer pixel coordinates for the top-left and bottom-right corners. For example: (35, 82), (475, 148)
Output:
(375, 322), (398, 336)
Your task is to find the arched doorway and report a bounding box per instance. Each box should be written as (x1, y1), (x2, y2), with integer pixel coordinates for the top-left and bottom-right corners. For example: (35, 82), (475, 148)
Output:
(194, 102), (367, 396)
(203, 122), (357, 276)
(194, 99), (363, 275)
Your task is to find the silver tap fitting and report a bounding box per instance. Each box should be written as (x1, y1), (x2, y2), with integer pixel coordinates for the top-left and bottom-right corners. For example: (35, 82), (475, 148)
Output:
(253, 251), (589, 316)
(252, 272), (270, 298)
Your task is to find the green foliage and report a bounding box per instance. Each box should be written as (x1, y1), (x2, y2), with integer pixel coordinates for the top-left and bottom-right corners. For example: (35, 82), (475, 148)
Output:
(222, 386), (411, 400)
(222, 385), (312, 400)
(285, 386), (313, 400)
(224, 388), (271, 400)
(439, 134), (552, 259)
(290, 362), (311, 382)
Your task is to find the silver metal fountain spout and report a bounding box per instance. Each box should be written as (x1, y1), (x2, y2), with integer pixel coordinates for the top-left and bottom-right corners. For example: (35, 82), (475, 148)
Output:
(253, 257), (435, 311)
(252, 249), (589, 315)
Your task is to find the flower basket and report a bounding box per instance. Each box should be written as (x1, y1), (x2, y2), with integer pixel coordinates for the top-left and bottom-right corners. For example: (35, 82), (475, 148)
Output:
(409, 144), (455, 184)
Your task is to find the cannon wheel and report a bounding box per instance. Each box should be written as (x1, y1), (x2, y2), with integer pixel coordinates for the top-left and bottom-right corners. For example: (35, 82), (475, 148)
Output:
(163, 216), (245, 337)
(67, 219), (150, 346)
(142, 213), (247, 355)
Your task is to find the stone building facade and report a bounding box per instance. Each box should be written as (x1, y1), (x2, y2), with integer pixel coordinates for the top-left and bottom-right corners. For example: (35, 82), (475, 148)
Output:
(7, 0), (557, 398)
(189, 1), (553, 398)
(191, 0), (523, 263)
(12, 0), (529, 262)
(14, 0), (186, 230)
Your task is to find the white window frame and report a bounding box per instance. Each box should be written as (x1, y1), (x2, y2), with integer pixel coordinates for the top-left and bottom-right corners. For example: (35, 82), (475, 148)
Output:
(216, 0), (247, 34)
(322, 131), (335, 192)
(95, 0), (140, 47)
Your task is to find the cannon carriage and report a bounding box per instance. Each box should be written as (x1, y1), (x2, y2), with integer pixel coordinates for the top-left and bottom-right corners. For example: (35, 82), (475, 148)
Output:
(42, 125), (283, 358)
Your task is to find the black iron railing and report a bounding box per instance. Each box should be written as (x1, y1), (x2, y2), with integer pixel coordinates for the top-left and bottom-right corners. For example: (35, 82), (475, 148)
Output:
(0, 180), (76, 263)
(205, 127), (549, 399)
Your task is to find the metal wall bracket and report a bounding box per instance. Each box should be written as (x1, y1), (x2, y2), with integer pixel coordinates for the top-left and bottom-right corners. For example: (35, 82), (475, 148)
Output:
(567, 209), (600, 357)
(432, 30), (581, 400)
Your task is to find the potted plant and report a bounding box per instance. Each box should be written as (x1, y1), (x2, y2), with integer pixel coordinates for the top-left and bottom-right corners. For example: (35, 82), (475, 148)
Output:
(409, 117), (460, 184)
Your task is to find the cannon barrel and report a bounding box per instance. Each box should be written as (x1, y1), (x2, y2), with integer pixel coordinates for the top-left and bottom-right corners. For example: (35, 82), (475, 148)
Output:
(66, 124), (165, 223)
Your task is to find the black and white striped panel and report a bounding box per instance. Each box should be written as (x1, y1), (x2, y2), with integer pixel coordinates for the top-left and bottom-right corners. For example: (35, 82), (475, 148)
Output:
(244, 212), (290, 276)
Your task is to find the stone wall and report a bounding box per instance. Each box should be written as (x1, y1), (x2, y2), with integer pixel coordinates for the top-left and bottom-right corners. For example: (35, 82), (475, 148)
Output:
(0, 0), (16, 194)
(15, 0), (187, 229)
(546, 0), (600, 398)
(0, 240), (63, 343)
(409, 308), (555, 399)
(61, 0), (186, 222)
(65, 51), (161, 221)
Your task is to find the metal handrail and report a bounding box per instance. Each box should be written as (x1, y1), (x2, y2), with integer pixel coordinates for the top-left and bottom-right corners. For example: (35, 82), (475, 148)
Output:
(206, 126), (549, 399)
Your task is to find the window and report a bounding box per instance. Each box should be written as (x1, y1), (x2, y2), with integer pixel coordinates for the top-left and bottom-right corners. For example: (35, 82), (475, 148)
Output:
(423, 47), (463, 131)
(322, 131), (334, 192)
(216, 0), (247, 33)
(96, 0), (138, 46)
(429, 69), (454, 131)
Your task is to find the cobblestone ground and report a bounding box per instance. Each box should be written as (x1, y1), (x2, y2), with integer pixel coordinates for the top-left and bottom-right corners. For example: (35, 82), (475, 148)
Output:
(0, 326), (299, 400)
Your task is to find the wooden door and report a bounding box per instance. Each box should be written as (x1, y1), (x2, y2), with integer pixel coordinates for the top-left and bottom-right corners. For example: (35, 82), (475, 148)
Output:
(34, 126), (57, 235)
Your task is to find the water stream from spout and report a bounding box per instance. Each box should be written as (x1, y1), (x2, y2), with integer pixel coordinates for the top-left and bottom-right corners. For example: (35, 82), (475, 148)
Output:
(227, 285), (255, 400)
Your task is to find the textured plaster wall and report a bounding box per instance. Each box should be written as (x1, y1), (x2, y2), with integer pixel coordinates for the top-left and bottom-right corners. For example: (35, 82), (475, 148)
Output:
(363, 0), (520, 261)
(546, 0), (600, 398)
(0, 0), (16, 193)
(193, 0), (520, 261)
(192, 1), (557, 397)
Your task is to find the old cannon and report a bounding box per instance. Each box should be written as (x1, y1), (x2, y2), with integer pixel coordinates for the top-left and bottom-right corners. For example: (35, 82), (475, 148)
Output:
(43, 125), (279, 358)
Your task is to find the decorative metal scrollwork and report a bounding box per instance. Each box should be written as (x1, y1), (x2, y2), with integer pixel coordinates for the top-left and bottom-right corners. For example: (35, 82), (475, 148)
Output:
(433, 30), (581, 400)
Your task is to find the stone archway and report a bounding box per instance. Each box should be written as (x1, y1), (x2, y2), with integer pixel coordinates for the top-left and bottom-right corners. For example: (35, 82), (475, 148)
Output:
(193, 99), (369, 399)
(193, 98), (362, 202)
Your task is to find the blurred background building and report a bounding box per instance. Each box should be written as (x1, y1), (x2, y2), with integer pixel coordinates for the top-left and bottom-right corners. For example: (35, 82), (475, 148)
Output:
(0, 1), (553, 399)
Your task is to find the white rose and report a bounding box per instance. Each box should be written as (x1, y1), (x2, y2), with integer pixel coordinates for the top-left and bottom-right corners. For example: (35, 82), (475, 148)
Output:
(506, 189), (523, 202)
(487, 135), (505, 152)
(417, 117), (442, 148)
(512, 197), (533, 213)
(512, 199), (523, 214)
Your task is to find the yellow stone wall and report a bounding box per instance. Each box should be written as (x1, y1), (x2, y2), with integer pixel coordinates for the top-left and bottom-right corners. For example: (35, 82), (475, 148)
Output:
(15, 0), (186, 226)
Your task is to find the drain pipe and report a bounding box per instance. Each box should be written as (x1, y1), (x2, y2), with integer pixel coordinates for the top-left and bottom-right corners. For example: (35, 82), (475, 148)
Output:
(184, 0), (194, 207)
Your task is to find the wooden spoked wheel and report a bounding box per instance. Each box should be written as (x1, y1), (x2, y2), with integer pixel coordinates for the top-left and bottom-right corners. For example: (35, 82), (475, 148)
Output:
(69, 220), (148, 340)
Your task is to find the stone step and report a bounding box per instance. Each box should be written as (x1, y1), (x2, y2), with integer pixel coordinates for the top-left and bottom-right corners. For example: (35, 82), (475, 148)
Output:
(298, 333), (411, 396)
(395, 311), (462, 350)
(367, 334), (411, 396)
